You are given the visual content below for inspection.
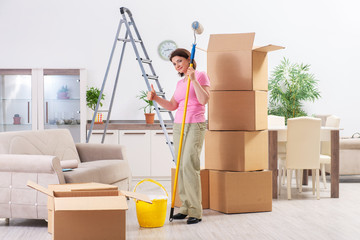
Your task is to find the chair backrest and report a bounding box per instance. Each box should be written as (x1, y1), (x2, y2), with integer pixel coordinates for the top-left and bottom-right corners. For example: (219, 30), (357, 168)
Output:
(286, 117), (321, 169)
(268, 115), (285, 128)
(321, 115), (340, 155)
(325, 115), (340, 128)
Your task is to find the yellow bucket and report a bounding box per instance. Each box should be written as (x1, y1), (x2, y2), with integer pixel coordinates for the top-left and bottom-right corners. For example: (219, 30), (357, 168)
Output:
(133, 179), (168, 228)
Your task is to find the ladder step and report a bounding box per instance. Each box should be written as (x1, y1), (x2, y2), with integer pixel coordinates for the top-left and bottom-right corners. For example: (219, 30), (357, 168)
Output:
(158, 107), (171, 113)
(118, 38), (142, 43)
(143, 74), (159, 80)
(98, 110), (109, 113)
(156, 91), (166, 97)
(137, 58), (152, 64)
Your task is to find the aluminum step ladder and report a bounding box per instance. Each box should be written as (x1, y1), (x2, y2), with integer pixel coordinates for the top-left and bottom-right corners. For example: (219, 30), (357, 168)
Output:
(86, 7), (175, 163)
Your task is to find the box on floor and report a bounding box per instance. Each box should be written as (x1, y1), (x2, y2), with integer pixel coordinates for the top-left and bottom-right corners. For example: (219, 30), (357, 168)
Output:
(205, 130), (268, 172)
(28, 181), (150, 240)
(171, 168), (209, 209)
(209, 170), (272, 214)
(208, 90), (268, 131)
(207, 32), (284, 91)
(45, 182), (118, 234)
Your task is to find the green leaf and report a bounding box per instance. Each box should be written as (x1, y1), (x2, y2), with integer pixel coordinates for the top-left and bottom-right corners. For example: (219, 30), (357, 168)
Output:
(137, 90), (154, 113)
(86, 87), (105, 111)
(268, 58), (321, 122)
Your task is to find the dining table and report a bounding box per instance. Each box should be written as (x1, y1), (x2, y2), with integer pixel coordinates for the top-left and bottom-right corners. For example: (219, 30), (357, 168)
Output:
(268, 126), (341, 199)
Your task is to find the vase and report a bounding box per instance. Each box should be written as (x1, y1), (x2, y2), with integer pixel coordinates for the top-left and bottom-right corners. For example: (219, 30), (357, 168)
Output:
(95, 113), (103, 124)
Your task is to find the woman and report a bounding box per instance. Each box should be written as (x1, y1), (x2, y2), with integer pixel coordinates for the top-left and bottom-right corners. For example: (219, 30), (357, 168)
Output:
(147, 48), (210, 224)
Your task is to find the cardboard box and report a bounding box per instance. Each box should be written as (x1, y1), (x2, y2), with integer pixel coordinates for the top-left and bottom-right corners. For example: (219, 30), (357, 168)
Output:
(209, 170), (272, 214)
(46, 182), (118, 234)
(207, 33), (284, 91)
(205, 130), (268, 171)
(171, 168), (209, 209)
(28, 181), (151, 240)
(208, 90), (268, 131)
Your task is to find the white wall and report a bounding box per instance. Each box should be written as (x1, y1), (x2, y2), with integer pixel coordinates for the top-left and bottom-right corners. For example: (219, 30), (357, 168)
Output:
(0, 0), (359, 136)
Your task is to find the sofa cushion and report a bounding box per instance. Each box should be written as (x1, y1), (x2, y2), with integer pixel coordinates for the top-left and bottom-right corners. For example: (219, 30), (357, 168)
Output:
(63, 160), (130, 184)
(0, 129), (80, 162)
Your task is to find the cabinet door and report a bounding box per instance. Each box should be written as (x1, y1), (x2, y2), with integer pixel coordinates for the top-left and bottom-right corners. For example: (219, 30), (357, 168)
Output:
(151, 130), (176, 177)
(86, 130), (119, 144)
(0, 69), (33, 132)
(119, 130), (151, 177)
(43, 69), (83, 142)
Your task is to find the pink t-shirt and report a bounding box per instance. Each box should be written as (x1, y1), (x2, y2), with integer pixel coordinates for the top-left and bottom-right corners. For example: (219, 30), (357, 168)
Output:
(173, 71), (210, 123)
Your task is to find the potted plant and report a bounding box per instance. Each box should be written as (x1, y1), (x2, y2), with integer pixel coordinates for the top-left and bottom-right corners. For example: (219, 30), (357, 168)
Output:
(137, 90), (155, 124)
(86, 87), (105, 123)
(268, 58), (321, 123)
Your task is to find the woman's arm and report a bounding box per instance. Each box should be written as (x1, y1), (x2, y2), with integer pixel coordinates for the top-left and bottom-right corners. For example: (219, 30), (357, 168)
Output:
(187, 68), (210, 105)
(148, 85), (178, 111)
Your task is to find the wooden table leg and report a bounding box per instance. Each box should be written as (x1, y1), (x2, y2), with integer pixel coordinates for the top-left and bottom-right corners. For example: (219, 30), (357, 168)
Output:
(331, 130), (340, 198)
(269, 131), (278, 199)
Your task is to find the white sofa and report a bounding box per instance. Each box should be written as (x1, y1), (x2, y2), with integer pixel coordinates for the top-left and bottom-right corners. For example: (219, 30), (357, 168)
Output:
(339, 137), (360, 175)
(0, 129), (132, 220)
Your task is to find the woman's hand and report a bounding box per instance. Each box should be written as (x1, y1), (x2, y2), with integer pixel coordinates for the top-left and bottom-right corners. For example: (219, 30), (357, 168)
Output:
(147, 84), (157, 101)
(186, 66), (196, 81)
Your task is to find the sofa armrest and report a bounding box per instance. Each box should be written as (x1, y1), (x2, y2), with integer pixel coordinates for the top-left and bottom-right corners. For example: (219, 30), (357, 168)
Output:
(0, 154), (65, 184)
(76, 143), (127, 162)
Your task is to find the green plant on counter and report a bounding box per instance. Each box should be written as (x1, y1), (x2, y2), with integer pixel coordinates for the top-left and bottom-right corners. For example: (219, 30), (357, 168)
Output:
(268, 58), (321, 123)
(86, 87), (105, 111)
(137, 90), (154, 113)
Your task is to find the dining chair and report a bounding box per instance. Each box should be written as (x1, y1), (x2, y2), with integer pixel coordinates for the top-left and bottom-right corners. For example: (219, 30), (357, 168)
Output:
(320, 115), (340, 188)
(279, 117), (321, 200)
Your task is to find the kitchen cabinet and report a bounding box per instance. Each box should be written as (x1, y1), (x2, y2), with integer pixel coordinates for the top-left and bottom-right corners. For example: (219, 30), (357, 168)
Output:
(86, 130), (119, 144)
(119, 130), (151, 177)
(0, 69), (87, 142)
(150, 130), (176, 177)
(119, 129), (204, 179)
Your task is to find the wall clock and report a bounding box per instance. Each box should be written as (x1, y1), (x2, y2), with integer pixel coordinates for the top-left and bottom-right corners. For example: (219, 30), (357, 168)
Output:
(158, 40), (177, 60)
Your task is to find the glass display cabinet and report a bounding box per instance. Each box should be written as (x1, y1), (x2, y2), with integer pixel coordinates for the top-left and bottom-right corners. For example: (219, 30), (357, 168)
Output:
(0, 69), (33, 132)
(0, 69), (87, 142)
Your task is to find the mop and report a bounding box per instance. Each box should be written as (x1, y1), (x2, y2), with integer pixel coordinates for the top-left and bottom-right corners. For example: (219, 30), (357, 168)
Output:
(169, 21), (204, 222)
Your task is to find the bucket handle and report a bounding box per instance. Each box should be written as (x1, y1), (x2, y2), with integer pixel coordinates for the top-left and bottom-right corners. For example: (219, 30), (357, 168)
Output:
(133, 178), (168, 197)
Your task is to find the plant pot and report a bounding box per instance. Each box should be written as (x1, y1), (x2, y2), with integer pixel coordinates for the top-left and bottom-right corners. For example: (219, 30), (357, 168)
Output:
(145, 113), (155, 124)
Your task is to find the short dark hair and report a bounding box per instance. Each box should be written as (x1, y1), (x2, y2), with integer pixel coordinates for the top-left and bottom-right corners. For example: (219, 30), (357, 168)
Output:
(169, 48), (197, 77)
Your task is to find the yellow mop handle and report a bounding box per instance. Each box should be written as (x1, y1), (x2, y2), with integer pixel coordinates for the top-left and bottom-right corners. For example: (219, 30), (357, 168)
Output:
(169, 63), (193, 221)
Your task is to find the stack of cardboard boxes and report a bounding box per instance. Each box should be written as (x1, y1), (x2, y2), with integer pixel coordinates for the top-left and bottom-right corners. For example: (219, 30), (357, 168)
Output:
(206, 33), (283, 213)
(171, 33), (283, 214)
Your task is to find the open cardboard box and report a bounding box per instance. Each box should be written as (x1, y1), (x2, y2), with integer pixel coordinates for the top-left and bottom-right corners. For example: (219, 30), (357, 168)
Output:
(27, 181), (151, 240)
(45, 182), (118, 234)
(207, 32), (284, 91)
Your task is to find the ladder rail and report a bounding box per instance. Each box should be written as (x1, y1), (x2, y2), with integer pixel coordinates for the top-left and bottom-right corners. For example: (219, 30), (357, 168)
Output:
(128, 13), (174, 122)
(101, 29), (129, 143)
(86, 18), (124, 143)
